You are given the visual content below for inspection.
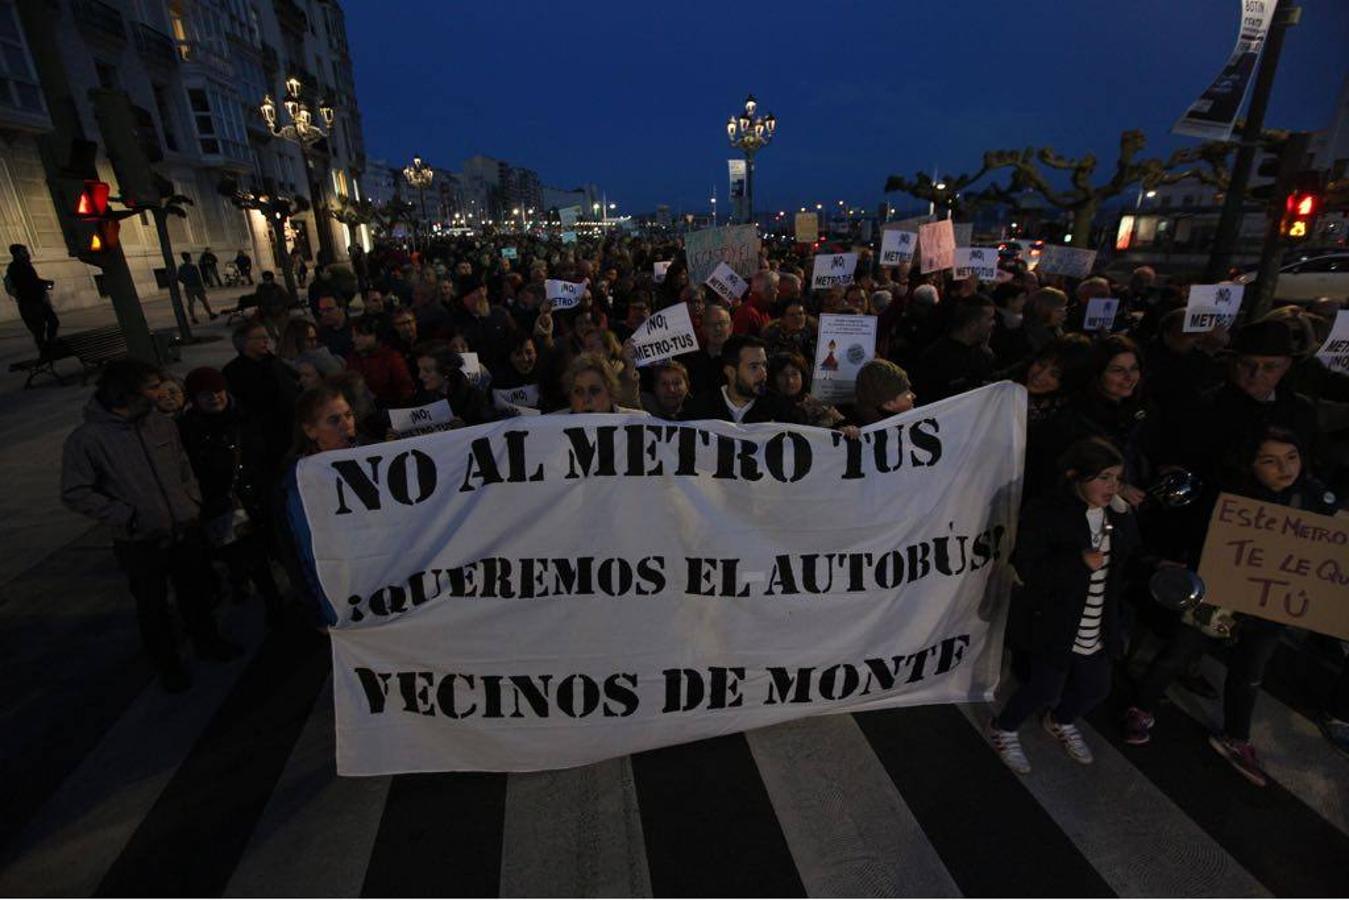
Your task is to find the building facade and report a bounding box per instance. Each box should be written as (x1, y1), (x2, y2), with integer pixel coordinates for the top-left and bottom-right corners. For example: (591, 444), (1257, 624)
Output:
(0, 0), (368, 321)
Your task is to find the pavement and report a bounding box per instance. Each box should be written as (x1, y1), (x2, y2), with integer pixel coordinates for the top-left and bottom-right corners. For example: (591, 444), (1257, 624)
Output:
(0, 287), (1346, 897)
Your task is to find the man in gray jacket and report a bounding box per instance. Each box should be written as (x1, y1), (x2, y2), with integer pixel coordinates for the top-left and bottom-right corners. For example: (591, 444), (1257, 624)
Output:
(62, 360), (239, 691)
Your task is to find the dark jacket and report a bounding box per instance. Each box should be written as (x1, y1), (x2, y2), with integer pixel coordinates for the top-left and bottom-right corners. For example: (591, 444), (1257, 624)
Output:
(177, 400), (270, 520)
(913, 335), (996, 404)
(1027, 389), (1160, 502)
(1007, 489), (1141, 667)
(1169, 381), (1320, 481)
(6, 258), (52, 303)
(680, 388), (807, 425)
(61, 399), (203, 541)
(346, 343), (415, 408)
(222, 352), (302, 468)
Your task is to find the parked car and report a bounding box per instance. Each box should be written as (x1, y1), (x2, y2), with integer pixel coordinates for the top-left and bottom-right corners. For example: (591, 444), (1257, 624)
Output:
(1235, 252), (1349, 301)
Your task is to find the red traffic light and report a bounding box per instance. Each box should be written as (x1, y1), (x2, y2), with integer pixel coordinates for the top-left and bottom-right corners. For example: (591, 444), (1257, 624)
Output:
(1294, 194), (1316, 217)
(75, 180), (111, 219)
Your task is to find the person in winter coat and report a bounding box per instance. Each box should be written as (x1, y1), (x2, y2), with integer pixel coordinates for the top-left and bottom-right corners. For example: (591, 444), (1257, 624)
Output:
(222, 320), (302, 475)
(405, 341), (494, 426)
(346, 317), (415, 408)
(61, 360), (240, 692)
(988, 437), (1142, 774)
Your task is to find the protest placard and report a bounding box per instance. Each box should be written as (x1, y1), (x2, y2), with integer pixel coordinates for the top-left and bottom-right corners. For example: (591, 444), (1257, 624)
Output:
(811, 313), (877, 403)
(545, 279), (586, 310)
(1183, 284), (1244, 333)
(879, 229), (917, 267)
(812, 252), (859, 290)
(918, 220), (955, 274)
(684, 224), (760, 286)
(492, 384), (541, 415)
(653, 261), (671, 284)
(459, 352), (483, 383)
(561, 231), (577, 245)
(953, 223), (974, 248)
(559, 206), (581, 227)
(389, 400), (455, 438)
(1083, 297), (1121, 332)
(501, 247), (518, 260)
(289, 382), (1024, 773)
(705, 261), (749, 303)
(1315, 310), (1349, 375)
(795, 212), (818, 244)
(630, 303), (699, 367)
(1035, 244), (1097, 278)
(953, 247), (999, 282)
(1197, 493), (1349, 640)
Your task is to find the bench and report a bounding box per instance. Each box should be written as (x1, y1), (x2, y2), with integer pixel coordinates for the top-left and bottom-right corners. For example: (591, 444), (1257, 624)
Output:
(62, 325), (128, 384)
(8, 342), (74, 388)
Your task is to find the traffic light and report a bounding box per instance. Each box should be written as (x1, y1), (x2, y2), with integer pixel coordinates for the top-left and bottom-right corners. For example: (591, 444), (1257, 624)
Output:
(1281, 172), (1323, 241)
(58, 176), (121, 263)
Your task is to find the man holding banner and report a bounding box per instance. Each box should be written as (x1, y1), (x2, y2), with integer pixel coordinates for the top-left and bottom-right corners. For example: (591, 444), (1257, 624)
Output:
(681, 335), (804, 425)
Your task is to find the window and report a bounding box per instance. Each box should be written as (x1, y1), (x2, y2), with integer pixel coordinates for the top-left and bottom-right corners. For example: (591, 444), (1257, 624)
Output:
(187, 82), (247, 161)
(153, 85), (180, 152)
(0, 0), (45, 115)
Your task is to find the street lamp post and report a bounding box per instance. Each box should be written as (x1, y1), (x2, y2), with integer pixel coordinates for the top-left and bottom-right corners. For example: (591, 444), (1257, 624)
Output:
(402, 156), (434, 251)
(725, 93), (775, 225)
(259, 76), (337, 267)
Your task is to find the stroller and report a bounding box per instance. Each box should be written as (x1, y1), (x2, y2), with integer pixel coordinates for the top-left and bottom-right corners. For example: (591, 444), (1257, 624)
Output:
(221, 261), (243, 287)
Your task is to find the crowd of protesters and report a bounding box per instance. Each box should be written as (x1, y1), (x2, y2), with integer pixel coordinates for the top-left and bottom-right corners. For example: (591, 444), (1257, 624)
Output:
(53, 227), (1349, 785)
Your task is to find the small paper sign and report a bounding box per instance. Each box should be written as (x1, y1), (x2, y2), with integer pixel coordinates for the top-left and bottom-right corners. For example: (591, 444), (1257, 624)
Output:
(811, 252), (859, 290)
(1183, 284), (1244, 333)
(630, 303), (699, 367)
(954, 247), (999, 282)
(795, 212), (819, 244)
(1036, 244), (1097, 278)
(493, 383), (541, 413)
(879, 229), (917, 267)
(918, 220), (955, 274)
(501, 247), (518, 259)
(811, 314), (878, 403)
(388, 399), (454, 437)
(545, 279), (586, 310)
(1083, 297), (1120, 332)
(460, 352), (482, 379)
(705, 261), (749, 302)
(653, 261), (671, 284)
(1315, 310), (1349, 375)
(561, 231), (577, 245)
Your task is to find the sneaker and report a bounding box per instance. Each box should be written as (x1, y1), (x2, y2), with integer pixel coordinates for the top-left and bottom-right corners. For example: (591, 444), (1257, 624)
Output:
(1208, 734), (1268, 787)
(1043, 712), (1094, 764)
(987, 718), (1031, 775)
(1315, 716), (1349, 760)
(1123, 706), (1155, 746)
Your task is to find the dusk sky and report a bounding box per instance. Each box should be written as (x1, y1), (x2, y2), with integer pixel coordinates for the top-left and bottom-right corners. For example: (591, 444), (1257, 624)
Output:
(346, 0), (1349, 216)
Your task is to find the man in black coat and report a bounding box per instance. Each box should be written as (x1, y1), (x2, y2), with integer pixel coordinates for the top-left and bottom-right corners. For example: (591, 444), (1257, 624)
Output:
(222, 320), (301, 473)
(913, 295), (997, 404)
(6, 243), (59, 356)
(681, 334), (805, 424)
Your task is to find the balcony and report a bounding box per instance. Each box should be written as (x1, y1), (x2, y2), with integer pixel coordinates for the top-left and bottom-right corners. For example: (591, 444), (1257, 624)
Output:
(134, 23), (178, 69)
(71, 0), (126, 43)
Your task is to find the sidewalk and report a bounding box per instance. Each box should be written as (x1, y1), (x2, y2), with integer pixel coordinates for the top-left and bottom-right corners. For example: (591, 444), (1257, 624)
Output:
(0, 285), (247, 589)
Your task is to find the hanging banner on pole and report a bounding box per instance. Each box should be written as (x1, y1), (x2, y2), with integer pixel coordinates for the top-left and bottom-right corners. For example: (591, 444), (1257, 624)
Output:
(289, 382), (1026, 774)
(1173, 0), (1277, 141)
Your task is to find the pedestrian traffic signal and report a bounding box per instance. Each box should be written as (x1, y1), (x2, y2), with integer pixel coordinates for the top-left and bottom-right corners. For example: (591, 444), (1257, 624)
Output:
(74, 179), (111, 219)
(1281, 172), (1323, 241)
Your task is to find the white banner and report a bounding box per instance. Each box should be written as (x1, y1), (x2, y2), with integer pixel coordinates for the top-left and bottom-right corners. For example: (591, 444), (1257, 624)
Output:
(290, 383), (1025, 774)
(389, 400), (454, 438)
(684, 224), (761, 286)
(811, 313), (877, 403)
(705, 261), (749, 302)
(918, 220), (955, 274)
(953, 247), (999, 282)
(1035, 244), (1097, 278)
(1173, 0), (1277, 141)
(1082, 297), (1121, 332)
(812, 252), (859, 290)
(493, 384), (541, 413)
(1316, 310), (1349, 375)
(545, 279), (586, 310)
(653, 261), (671, 284)
(631, 303), (699, 367)
(879, 229), (917, 267)
(1183, 284), (1244, 332)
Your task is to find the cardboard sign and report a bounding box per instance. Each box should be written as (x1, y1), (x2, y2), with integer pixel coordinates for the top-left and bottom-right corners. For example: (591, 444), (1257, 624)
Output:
(631, 303), (699, 367)
(1197, 493), (1349, 640)
(559, 206), (581, 227)
(1314, 310), (1349, 375)
(918, 220), (955, 274)
(561, 231), (577, 245)
(492, 384), (541, 414)
(812, 252), (859, 290)
(795, 212), (819, 244)
(705, 261), (749, 303)
(501, 247), (518, 260)
(1035, 244), (1097, 278)
(1183, 284), (1244, 333)
(545, 279), (586, 310)
(1083, 297), (1121, 332)
(653, 261), (671, 284)
(388, 400), (454, 437)
(954, 247), (999, 282)
(684, 224), (761, 286)
(879, 229), (917, 267)
(811, 314), (878, 403)
(952, 223), (974, 249)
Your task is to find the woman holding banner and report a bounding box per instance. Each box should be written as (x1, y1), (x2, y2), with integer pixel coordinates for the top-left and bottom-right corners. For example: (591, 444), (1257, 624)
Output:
(989, 437), (1141, 774)
(408, 341), (494, 426)
(560, 353), (647, 416)
(1123, 426), (1339, 786)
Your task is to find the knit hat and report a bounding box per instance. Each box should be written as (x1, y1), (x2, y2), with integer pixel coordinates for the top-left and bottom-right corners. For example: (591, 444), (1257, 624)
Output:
(184, 366), (227, 397)
(1232, 319), (1295, 357)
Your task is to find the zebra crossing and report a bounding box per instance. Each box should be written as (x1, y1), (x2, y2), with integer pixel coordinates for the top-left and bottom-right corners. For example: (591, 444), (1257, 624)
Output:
(3, 575), (1349, 896)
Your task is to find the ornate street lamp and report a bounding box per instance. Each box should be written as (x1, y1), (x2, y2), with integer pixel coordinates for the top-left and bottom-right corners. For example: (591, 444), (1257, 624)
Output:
(725, 93), (775, 224)
(403, 155), (435, 249)
(259, 74), (338, 262)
